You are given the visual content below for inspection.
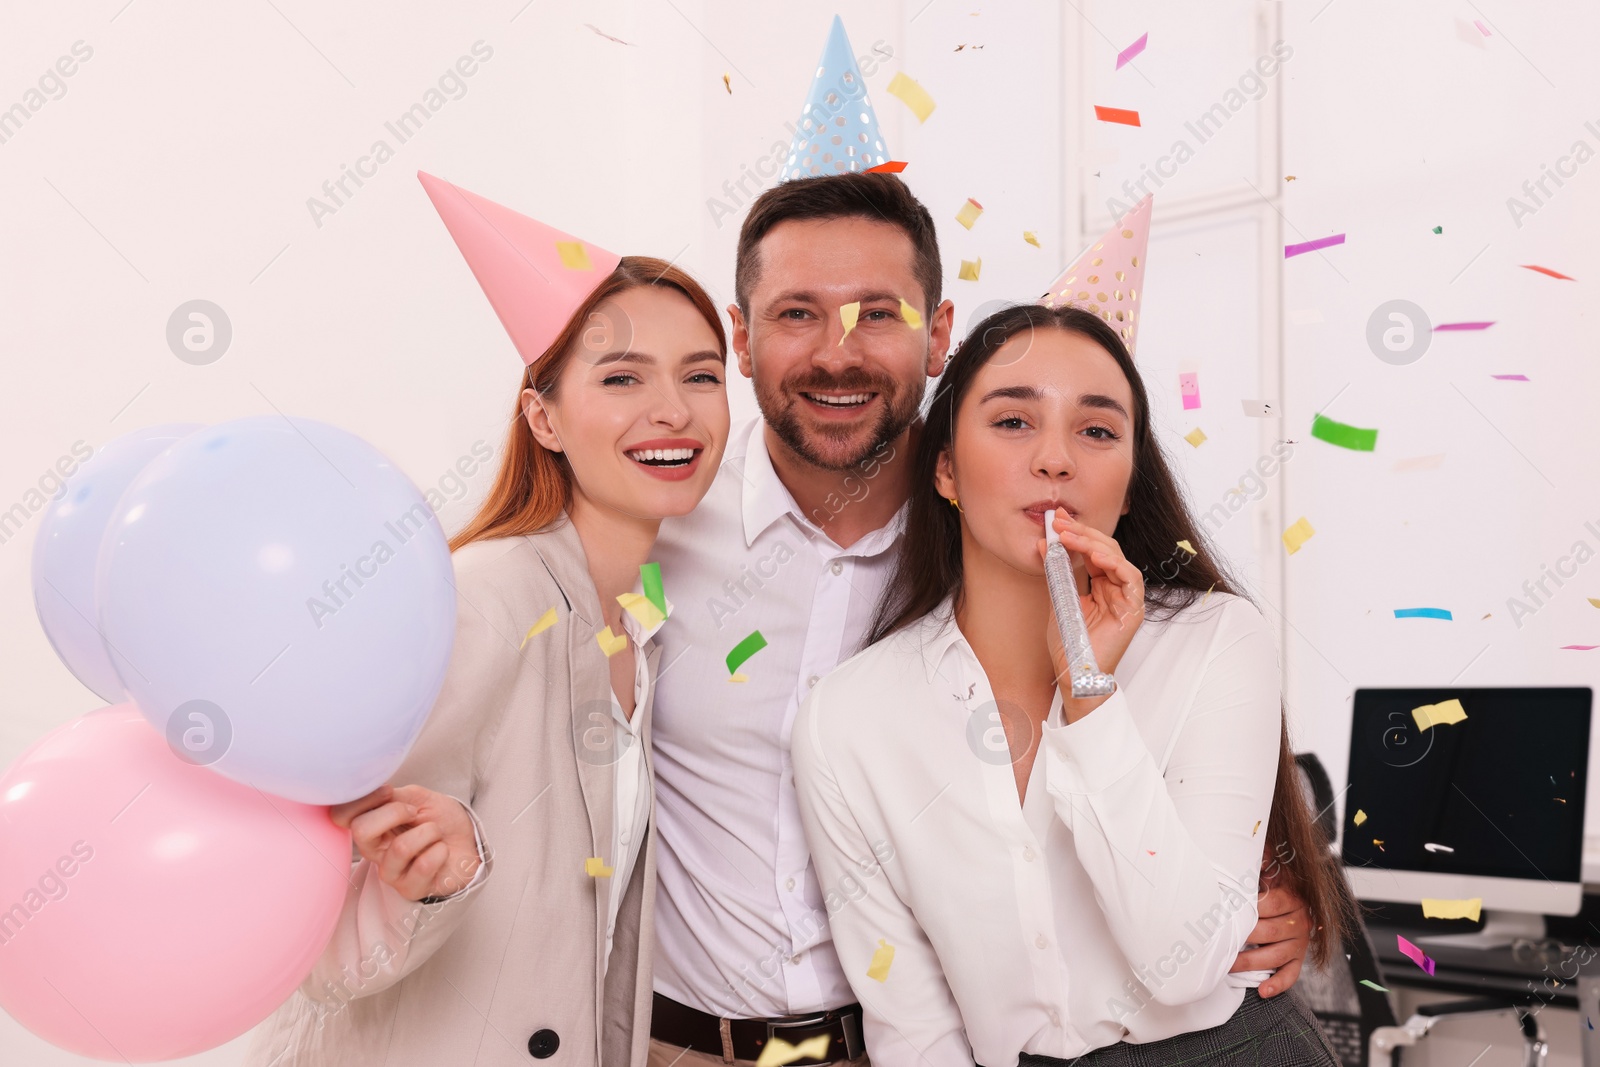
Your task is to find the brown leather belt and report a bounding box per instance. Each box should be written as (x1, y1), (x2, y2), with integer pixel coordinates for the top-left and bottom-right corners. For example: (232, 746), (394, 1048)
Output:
(651, 993), (865, 1064)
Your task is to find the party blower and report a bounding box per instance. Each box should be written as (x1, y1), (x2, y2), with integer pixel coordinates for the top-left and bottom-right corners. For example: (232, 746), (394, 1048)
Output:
(1045, 509), (1117, 698)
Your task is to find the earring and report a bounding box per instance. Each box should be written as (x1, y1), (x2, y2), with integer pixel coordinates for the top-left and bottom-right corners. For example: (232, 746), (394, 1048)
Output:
(948, 497), (964, 513)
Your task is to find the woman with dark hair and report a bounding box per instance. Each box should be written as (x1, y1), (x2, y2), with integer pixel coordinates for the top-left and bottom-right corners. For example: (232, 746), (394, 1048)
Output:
(246, 175), (731, 1067)
(792, 303), (1357, 1067)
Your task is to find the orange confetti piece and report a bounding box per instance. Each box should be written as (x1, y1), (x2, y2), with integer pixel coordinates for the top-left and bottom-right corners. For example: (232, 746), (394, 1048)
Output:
(866, 160), (908, 173)
(1093, 105), (1141, 127)
(1521, 264), (1575, 280)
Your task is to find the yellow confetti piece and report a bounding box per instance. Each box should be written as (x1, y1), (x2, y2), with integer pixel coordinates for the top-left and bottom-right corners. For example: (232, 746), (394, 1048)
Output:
(556, 241), (592, 271)
(1421, 897), (1483, 922)
(584, 857), (613, 877)
(1353, 809), (1367, 826)
(1023, 230), (1041, 247)
(955, 197), (984, 230)
(722, 72), (731, 94)
(958, 257), (982, 281)
(1282, 516), (1315, 555)
(519, 607), (558, 649)
(886, 72), (936, 122)
(1285, 175), (1297, 181)
(1373, 838), (1385, 848)
(755, 1036), (831, 1067)
(866, 939), (895, 982)
(838, 301), (860, 345)
(1412, 698), (1467, 732)
(728, 673), (749, 684)
(1183, 427), (1207, 448)
(1589, 598), (1600, 608)
(899, 298), (923, 330)
(1252, 820), (1261, 836)
(616, 592), (666, 628)
(1176, 540), (1195, 556)
(596, 627), (628, 657)
(1200, 583), (1215, 605)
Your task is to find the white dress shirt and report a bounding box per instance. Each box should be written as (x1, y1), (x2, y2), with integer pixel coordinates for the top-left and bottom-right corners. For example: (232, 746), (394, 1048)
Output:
(791, 592), (1282, 1067)
(442, 595), (664, 979)
(650, 417), (906, 1016)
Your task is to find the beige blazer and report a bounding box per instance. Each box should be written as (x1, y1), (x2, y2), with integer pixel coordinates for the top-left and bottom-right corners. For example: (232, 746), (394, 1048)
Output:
(245, 518), (659, 1067)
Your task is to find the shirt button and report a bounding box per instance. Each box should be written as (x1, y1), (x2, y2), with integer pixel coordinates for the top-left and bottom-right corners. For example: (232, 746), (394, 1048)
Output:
(830, 560), (843, 575)
(1035, 934), (1048, 950)
(808, 675), (820, 688)
(1023, 847), (1036, 862)
(1049, 1010), (1061, 1027)
(786, 878), (797, 891)
(620, 831), (630, 845)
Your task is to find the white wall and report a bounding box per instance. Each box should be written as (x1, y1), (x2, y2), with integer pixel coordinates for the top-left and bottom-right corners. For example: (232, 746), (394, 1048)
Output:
(1, 0), (1594, 1063)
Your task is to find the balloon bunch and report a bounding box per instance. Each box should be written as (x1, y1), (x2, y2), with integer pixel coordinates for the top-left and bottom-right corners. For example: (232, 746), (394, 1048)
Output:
(1, 418), (457, 1061)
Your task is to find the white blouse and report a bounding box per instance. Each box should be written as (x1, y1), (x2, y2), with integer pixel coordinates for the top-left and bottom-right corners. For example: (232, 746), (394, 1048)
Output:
(791, 591), (1282, 1067)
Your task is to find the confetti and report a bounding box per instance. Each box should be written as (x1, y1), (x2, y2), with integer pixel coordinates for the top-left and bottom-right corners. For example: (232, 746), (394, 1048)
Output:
(839, 301), (861, 345)
(1285, 234), (1346, 258)
(596, 627), (628, 657)
(1115, 32), (1148, 69)
(1353, 809), (1367, 826)
(1474, 19), (1491, 35)
(1423, 842), (1455, 853)
(955, 198), (984, 230)
(1200, 583), (1215, 605)
(1432, 225), (1443, 234)
(1589, 599), (1600, 609)
(726, 631), (768, 676)
(1183, 427), (1207, 448)
(1311, 413), (1378, 451)
(1176, 540), (1196, 556)
(556, 241), (593, 271)
(1394, 607), (1452, 620)
(899, 298), (923, 330)
(1392, 453), (1444, 472)
(958, 258), (982, 281)
(585, 856), (614, 877)
(1421, 897), (1482, 921)
(1491, 374), (1530, 381)
(1434, 321), (1494, 331)
(1023, 231), (1041, 247)
(886, 72), (936, 122)
(520, 607), (559, 649)
(640, 561), (667, 617)
(1241, 400), (1275, 417)
(583, 23), (635, 46)
(1374, 839), (1385, 849)
(1564, 645), (1600, 651)
(1282, 517), (1315, 555)
(1411, 698), (1467, 731)
(1094, 105), (1141, 127)
(866, 161), (908, 173)
(1521, 264), (1574, 280)
(617, 593), (666, 628)
(1397, 934), (1437, 976)
(723, 73), (731, 94)
(728, 673), (750, 684)
(1284, 175), (1297, 181)
(867, 939), (896, 982)
(1252, 820), (1262, 836)
(1179, 372), (1201, 410)
(756, 1036), (831, 1067)
(1359, 979), (1389, 993)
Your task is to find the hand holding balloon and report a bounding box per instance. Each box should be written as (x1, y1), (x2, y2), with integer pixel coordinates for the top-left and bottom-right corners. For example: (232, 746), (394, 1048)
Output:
(333, 783), (482, 901)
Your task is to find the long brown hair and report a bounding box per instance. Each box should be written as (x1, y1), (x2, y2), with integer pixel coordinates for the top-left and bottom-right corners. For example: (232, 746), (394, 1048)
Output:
(449, 256), (727, 553)
(869, 302), (1357, 963)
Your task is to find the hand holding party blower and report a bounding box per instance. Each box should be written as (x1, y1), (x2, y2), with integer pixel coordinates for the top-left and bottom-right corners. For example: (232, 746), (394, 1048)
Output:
(1044, 509), (1117, 698)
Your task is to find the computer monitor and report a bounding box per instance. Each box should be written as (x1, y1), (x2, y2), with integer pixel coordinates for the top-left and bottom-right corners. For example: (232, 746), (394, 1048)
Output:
(1342, 687), (1593, 926)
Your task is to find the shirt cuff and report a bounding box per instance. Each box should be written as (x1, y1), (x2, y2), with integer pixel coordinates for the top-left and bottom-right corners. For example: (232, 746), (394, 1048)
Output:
(420, 795), (489, 903)
(1041, 685), (1149, 795)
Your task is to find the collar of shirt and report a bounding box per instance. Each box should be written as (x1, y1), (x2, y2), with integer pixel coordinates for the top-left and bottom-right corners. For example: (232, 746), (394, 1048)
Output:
(738, 418), (908, 557)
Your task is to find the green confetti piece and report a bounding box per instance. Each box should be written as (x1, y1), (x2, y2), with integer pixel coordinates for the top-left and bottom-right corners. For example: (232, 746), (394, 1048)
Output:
(1359, 979), (1389, 993)
(1311, 413), (1378, 452)
(1431, 225), (1442, 234)
(726, 631), (768, 675)
(640, 562), (666, 617)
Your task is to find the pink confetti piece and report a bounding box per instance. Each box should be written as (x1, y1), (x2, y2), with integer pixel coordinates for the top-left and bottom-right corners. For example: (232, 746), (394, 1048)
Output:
(1434, 321), (1495, 331)
(1521, 264), (1575, 280)
(1284, 234), (1345, 258)
(1474, 19), (1492, 36)
(1397, 934), (1437, 976)
(1491, 374), (1530, 381)
(1179, 371), (1201, 410)
(1116, 32), (1148, 69)
(1561, 644), (1600, 651)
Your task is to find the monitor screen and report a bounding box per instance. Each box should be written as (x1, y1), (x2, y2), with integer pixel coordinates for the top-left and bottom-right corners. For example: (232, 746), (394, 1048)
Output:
(1343, 687), (1592, 884)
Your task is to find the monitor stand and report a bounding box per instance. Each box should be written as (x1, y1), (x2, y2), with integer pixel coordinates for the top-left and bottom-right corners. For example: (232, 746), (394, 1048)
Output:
(1415, 908), (1546, 950)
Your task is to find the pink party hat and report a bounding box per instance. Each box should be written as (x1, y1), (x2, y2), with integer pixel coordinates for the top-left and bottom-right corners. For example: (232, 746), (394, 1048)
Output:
(418, 171), (622, 365)
(1039, 194), (1152, 355)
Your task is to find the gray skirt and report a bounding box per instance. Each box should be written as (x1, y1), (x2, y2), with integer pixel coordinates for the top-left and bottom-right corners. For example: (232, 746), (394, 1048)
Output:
(1016, 990), (1341, 1067)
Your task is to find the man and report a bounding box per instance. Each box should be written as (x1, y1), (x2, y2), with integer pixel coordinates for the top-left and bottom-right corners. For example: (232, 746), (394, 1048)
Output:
(647, 172), (1312, 1067)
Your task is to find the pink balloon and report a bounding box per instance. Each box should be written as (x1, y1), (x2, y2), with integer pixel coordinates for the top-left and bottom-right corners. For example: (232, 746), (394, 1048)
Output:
(0, 704), (351, 1061)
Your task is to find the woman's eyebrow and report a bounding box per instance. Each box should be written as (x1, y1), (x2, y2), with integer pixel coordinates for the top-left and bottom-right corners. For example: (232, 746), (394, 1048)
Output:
(978, 385), (1130, 421)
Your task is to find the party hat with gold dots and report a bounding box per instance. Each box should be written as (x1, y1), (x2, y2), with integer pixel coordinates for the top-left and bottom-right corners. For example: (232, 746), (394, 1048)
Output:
(1039, 195), (1153, 354)
(418, 170), (621, 366)
(783, 15), (891, 179)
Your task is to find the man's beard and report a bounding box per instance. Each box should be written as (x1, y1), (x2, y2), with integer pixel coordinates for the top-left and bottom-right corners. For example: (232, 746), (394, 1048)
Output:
(756, 365), (921, 472)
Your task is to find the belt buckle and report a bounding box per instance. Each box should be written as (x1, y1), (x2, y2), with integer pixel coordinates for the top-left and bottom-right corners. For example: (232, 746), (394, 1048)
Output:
(765, 1013), (834, 1064)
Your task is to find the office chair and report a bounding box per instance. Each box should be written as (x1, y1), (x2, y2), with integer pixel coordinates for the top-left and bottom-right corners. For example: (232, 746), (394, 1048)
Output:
(1291, 753), (1549, 1067)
